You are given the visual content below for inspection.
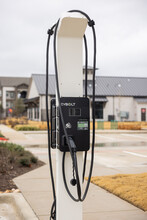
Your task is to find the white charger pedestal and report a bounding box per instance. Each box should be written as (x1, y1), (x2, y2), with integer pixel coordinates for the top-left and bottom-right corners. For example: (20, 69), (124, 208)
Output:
(56, 13), (88, 220)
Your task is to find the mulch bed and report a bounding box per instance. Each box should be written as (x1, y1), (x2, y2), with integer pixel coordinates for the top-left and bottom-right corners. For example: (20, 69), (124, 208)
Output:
(0, 143), (45, 192)
(0, 160), (44, 192)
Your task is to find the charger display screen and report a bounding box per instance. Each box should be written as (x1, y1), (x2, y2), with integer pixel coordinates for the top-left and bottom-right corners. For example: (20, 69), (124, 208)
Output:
(77, 120), (88, 130)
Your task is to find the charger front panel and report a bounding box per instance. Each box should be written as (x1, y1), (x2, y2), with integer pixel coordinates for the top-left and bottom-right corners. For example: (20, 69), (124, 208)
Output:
(57, 97), (90, 152)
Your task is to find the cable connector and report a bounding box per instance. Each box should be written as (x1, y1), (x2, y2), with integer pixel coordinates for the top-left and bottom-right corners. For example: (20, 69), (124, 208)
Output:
(68, 137), (77, 153)
(88, 20), (95, 27)
(47, 29), (54, 35)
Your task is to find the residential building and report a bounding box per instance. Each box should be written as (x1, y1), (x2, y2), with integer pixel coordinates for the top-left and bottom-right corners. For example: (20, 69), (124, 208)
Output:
(0, 77), (30, 117)
(26, 72), (147, 122)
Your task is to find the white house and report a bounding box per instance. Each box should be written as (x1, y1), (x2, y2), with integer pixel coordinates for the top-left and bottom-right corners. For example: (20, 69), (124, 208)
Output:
(25, 72), (147, 122)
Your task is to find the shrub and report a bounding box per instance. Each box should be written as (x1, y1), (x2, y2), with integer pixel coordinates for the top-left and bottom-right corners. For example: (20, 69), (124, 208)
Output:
(0, 142), (39, 168)
(31, 156), (38, 163)
(16, 126), (39, 131)
(1, 117), (28, 127)
(118, 123), (141, 130)
(19, 157), (31, 167)
(9, 155), (15, 163)
(0, 119), (6, 125)
(0, 133), (4, 137)
(2, 142), (24, 153)
(10, 121), (18, 128)
(39, 124), (48, 130)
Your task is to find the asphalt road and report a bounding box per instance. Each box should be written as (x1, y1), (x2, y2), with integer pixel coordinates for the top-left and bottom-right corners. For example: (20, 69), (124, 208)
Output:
(94, 132), (147, 145)
(27, 131), (147, 176)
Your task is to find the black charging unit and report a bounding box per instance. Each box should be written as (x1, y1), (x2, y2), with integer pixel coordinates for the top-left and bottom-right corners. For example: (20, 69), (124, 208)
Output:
(51, 97), (90, 152)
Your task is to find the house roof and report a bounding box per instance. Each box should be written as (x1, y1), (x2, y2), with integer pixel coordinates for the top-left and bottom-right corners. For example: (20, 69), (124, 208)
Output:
(0, 76), (30, 87)
(32, 74), (147, 97)
(90, 76), (147, 97)
(32, 74), (55, 95)
(24, 96), (39, 104)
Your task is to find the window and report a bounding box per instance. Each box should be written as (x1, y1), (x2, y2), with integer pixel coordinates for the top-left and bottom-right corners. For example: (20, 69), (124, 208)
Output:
(37, 107), (39, 119)
(6, 101), (10, 108)
(28, 108), (33, 119)
(95, 102), (103, 119)
(34, 108), (37, 119)
(34, 107), (39, 119)
(10, 102), (14, 108)
(10, 92), (15, 99)
(6, 91), (15, 99)
(0, 90), (2, 97)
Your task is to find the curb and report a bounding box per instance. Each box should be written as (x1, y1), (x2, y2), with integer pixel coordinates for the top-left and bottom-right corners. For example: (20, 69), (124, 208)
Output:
(24, 144), (48, 148)
(21, 129), (147, 135)
(19, 131), (47, 134)
(95, 141), (147, 147)
(92, 130), (147, 134)
(0, 193), (38, 220)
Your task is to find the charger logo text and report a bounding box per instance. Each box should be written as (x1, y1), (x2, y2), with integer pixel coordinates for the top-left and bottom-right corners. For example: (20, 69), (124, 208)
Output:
(61, 103), (76, 107)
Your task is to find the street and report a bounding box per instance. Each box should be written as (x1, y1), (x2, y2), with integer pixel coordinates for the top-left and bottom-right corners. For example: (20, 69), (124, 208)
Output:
(27, 131), (147, 176)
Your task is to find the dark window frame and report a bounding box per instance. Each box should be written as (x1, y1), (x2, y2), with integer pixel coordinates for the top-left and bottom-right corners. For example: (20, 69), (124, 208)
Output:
(141, 108), (146, 121)
(95, 102), (104, 119)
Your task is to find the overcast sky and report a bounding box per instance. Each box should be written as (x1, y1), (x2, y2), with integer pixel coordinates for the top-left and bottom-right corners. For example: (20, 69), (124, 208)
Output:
(0, 0), (147, 78)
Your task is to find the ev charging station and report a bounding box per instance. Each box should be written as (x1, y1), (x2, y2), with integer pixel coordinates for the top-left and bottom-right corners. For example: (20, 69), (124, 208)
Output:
(46, 10), (96, 220)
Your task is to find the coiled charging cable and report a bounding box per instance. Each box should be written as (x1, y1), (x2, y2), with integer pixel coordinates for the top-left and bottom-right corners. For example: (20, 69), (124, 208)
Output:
(46, 10), (96, 219)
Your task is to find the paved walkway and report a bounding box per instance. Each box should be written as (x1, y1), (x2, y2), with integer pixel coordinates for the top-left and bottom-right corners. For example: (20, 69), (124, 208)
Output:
(0, 125), (47, 147)
(0, 124), (147, 219)
(14, 157), (147, 220)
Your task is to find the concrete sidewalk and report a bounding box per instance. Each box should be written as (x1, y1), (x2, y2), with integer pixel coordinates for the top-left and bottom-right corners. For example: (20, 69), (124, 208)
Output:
(0, 125), (47, 147)
(14, 156), (147, 220)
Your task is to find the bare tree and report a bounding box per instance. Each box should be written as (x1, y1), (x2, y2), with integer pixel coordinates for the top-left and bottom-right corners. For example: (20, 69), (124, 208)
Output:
(13, 98), (25, 117)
